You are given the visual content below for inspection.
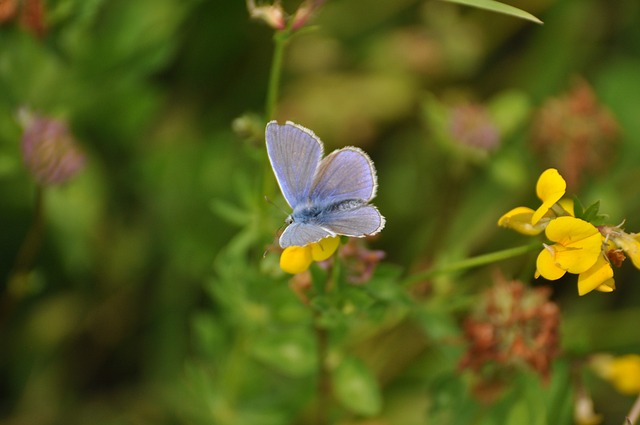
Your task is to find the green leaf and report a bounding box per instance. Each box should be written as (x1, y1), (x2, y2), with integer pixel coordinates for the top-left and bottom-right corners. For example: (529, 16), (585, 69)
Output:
(572, 195), (585, 219)
(582, 200), (601, 222)
(414, 305), (461, 341)
(251, 330), (316, 377)
(210, 198), (251, 226)
(487, 90), (532, 137)
(438, 0), (543, 24)
(333, 357), (382, 416)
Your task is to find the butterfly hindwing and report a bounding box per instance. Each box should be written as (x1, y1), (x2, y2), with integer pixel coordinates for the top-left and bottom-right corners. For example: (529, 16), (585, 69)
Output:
(317, 204), (385, 238)
(310, 147), (377, 204)
(279, 222), (335, 248)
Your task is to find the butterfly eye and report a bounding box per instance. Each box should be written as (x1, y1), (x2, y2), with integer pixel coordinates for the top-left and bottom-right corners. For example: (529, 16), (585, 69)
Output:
(286, 216), (294, 225)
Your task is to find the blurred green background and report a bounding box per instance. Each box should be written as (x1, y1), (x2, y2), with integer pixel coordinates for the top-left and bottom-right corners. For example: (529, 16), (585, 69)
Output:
(1, 0), (640, 424)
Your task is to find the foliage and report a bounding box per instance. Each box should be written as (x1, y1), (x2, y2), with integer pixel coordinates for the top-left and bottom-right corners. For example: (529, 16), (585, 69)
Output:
(1, 0), (640, 424)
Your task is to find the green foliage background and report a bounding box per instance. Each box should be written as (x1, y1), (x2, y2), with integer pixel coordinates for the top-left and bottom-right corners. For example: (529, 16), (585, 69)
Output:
(1, 0), (640, 424)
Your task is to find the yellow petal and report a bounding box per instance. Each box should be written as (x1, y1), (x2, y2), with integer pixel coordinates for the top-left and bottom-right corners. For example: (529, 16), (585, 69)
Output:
(536, 247), (567, 280)
(498, 206), (546, 235)
(557, 198), (575, 216)
(577, 255), (614, 296)
(594, 354), (640, 395)
(545, 217), (602, 274)
(310, 236), (340, 261)
(532, 168), (567, 224)
(280, 246), (313, 274)
(608, 354), (640, 395)
(595, 279), (615, 292)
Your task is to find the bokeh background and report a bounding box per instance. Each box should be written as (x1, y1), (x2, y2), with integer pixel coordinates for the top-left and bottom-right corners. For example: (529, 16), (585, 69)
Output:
(1, 0), (640, 424)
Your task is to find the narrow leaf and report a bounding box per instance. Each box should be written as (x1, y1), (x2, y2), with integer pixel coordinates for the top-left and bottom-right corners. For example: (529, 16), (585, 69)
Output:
(438, 0), (543, 24)
(582, 200), (601, 223)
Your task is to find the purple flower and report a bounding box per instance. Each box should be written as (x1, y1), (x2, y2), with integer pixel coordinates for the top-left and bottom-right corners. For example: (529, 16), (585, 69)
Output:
(18, 108), (85, 185)
(449, 103), (500, 151)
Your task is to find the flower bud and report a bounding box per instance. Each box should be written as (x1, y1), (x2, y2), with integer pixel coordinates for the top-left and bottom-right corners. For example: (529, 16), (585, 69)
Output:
(246, 0), (286, 30)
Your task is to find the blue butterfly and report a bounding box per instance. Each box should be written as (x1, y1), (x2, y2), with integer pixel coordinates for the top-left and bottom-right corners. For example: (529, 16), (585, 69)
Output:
(266, 120), (385, 248)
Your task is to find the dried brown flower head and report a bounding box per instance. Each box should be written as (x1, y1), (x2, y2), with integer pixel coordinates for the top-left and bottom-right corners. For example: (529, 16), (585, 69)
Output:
(531, 78), (619, 190)
(0, 0), (18, 23)
(459, 276), (560, 385)
(338, 238), (385, 284)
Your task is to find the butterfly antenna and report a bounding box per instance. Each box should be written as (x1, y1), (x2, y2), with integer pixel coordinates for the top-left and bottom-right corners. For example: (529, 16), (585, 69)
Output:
(263, 221), (287, 258)
(264, 195), (288, 217)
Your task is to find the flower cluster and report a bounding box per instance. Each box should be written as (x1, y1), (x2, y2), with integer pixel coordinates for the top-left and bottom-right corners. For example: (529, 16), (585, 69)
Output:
(499, 168), (640, 295)
(18, 108), (86, 186)
(531, 79), (619, 190)
(246, 0), (324, 31)
(459, 277), (560, 387)
(0, 0), (46, 38)
(279, 236), (340, 274)
(448, 103), (500, 152)
(338, 238), (386, 284)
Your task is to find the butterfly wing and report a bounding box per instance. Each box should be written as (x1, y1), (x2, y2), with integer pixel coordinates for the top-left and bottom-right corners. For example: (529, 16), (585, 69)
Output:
(280, 222), (335, 248)
(279, 205), (385, 248)
(318, 204), (385, 238)
(266, 121), (323, 209)
(310, 147), (377, 204)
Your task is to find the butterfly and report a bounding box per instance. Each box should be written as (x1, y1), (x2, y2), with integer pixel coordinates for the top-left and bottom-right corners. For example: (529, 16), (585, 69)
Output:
(266, 120), (385, 248)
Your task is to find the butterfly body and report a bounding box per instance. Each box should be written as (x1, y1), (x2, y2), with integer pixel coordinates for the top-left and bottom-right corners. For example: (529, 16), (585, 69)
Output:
(289, 198), (367, 226)
(266, 121), (385, 248)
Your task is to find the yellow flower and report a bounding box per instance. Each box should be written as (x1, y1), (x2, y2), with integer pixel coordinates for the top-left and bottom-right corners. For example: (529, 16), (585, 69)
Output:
(592, 354), (640, 395)
(279, 237), (340, 274)
(536, 217), (602, 279)
(498, 169), (571, 235)
(498, 207), (547, 235)
(532, 168), (567, 225)
(280, 246), (313, 274)
(557, 198), (575, 216)
(577, 255), (614, 296)
(534, 217), (614, 295)
(608, 231), (640, 269)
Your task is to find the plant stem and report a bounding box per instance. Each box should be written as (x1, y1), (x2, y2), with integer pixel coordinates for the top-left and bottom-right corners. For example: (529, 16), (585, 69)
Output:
(315, 321), (330, 425)
(262, 28), (291, 205)
(2, 186), (45, 327)
(265, 29), (290, 121)
(403, 242), (541, 286)
(625, 393), (640, 425)
(312, 251), (341, 425)
(10, 185), (45, 280)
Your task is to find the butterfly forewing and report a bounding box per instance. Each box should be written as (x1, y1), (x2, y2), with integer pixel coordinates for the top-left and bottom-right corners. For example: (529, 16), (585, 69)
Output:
(266, 121), (323, 209)
(310, 148), (377, 204)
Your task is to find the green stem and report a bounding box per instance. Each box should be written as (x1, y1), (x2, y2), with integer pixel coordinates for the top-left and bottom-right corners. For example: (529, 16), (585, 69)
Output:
(2, 186), (46, 327)
(314, 320), (329, 425)
(312, 249), (342, 425)
(265, 29), (290, 121)
(10, 185), (45, 280)
(262, 28), (291, 206)
(403, 242), (541, 286)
